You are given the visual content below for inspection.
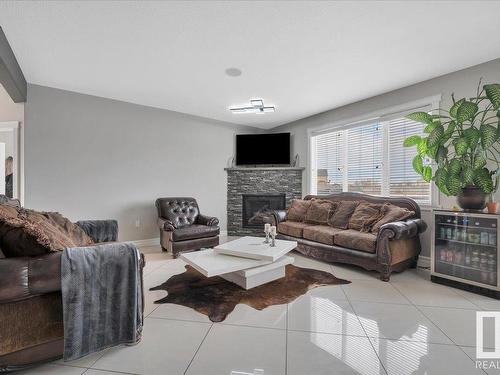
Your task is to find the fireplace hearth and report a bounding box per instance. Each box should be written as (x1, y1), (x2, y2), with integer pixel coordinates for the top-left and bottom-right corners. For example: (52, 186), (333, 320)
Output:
(242, 194), (286, 229)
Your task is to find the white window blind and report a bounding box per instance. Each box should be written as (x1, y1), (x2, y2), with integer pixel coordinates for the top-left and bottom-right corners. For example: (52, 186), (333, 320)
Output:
(315, 131), (344, 195)
(312, 114), (431, 205)
(388, 117), (431, 204)
(346, 123), (382, 195)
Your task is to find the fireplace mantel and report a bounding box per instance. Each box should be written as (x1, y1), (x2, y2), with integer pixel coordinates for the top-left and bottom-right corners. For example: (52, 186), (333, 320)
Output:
(224, 167), (305, 171)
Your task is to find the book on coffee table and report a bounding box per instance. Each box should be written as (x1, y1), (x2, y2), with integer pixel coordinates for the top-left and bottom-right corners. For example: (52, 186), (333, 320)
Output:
(214, 236), (297, 261)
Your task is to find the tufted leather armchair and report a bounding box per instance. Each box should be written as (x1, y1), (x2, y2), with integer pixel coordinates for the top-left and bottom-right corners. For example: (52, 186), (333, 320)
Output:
(155, 197), (220, 258)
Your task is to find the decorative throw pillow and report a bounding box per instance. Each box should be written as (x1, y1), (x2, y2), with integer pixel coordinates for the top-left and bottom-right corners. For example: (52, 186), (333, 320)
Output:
(0, 205), (94, 257)
(348, 202), (384, 232)
(371, 204), (415, 233)
(286, 199), (311, 222)
(304, 199), (337, 225)
(328, 201), (360, 229)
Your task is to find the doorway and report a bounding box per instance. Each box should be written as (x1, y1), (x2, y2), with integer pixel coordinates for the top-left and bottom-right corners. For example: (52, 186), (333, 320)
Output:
(0, 121), (22, 202)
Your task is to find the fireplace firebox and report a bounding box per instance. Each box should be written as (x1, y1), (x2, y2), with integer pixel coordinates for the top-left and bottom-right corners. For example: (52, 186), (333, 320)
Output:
(242, 194), (286, 229)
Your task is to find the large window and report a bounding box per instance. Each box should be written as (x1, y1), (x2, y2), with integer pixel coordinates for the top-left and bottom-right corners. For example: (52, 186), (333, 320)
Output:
(311, 112), (431, 205)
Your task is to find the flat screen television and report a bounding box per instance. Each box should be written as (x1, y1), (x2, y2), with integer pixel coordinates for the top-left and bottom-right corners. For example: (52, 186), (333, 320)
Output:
(236, 133), (290, 166)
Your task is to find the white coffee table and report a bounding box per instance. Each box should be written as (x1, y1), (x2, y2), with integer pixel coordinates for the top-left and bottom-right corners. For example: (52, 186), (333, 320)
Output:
(180, 236), (297, 289)
(214, 236), (298, 261)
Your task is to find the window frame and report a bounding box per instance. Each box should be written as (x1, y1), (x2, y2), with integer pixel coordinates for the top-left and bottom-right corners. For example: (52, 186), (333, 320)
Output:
(307, 96), (442, 209)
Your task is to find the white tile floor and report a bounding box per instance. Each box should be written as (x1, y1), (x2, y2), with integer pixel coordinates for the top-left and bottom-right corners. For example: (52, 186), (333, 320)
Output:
(18, 239), (500, 375)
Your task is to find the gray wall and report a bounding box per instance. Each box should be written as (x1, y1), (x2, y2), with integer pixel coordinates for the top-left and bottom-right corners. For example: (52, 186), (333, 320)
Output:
(25, 84), (257, 241)
(272, 58), (500, 258)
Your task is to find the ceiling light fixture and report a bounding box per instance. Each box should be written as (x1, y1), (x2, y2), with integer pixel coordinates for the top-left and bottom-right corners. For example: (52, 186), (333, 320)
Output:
(230, 99), (275, 114)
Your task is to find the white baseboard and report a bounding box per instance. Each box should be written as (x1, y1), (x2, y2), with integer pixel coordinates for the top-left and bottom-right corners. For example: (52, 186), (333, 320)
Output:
(418, 255), (431, 268)
(132, 238), (160, 247)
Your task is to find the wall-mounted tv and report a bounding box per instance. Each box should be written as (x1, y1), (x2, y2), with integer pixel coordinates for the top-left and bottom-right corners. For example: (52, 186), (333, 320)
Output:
(236, 133), (290, 166)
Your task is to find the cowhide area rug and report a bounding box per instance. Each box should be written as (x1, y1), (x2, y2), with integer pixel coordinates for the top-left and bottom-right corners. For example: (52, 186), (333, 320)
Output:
(150, 264), (350, 322)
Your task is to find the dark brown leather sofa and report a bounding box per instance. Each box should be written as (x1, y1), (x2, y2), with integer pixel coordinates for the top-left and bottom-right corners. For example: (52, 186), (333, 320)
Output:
(0, 197), (144, 372)
(268, 192), (427, 281)
(155, 197), (219, 258)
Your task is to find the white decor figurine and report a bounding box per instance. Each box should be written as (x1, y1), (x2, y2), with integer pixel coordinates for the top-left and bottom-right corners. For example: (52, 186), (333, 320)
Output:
(270, 225), (277, 247)
(264, 223), (271, 244)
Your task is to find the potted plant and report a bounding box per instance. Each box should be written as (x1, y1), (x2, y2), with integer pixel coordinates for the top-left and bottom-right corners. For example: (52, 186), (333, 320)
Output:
(403, 81), (500, 211)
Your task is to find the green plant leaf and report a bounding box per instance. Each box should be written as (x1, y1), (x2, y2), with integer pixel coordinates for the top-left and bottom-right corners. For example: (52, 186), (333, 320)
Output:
(453, 137), (468, 156)
(456, 101), (479, 123)
(484, 84), (500, 110)
(435, 167), (446, 184)
(427, 144), (439, 159)
(406, 112), (433, 125)
(412, 155), (424, 174)
(443, 121), (456, 140)
(474, 168), (494, 193)
(473, 155), (487, 169)
(403, 135), (422, 147)
(480, 124), (498, 149)
(448, 158), (462, 176)
(422, 166), (433, 182)
(424, 120), (440, 133)
(417, 138), (428, 157)
(427, 125), (444, 147)
(462, 165), (474, 184)
(450, 99), (465, 119)
(446, 175), (463, 196)
(463, 127), (481, 150)
(436, 146), (448, 166)
(435, 167), (451, 196)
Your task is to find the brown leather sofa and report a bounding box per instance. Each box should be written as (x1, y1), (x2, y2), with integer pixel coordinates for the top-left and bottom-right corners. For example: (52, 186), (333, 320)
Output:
(269, 192), (427, 281)
(155, 197), (219, 258)
(0, 196), (144, 372)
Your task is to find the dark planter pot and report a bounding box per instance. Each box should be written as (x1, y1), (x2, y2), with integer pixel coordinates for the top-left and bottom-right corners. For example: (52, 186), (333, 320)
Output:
(457, 186), (487, 211)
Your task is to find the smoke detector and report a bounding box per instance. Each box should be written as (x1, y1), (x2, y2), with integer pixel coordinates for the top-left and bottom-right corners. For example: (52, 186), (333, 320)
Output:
(230, 99), (275, 114)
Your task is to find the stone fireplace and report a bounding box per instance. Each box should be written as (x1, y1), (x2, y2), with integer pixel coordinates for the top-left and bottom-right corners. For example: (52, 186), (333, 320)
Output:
(225, 167), (304, 236)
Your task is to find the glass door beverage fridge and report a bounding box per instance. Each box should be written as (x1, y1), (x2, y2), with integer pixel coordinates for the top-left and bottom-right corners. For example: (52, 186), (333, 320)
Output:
(431, 209), (500, 298)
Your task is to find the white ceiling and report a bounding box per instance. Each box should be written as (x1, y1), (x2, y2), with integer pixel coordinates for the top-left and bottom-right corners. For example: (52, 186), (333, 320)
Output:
(1, 1), (500, 129)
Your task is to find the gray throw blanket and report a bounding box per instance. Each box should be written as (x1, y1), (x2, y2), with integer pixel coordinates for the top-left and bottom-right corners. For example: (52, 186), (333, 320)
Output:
(61, 242), (143, 361)
(76, 220), (119, 243)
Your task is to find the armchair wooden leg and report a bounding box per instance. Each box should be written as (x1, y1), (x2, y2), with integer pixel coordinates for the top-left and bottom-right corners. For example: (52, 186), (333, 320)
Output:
(380, 265), (391, 282)
(161, 246), (179, 259)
